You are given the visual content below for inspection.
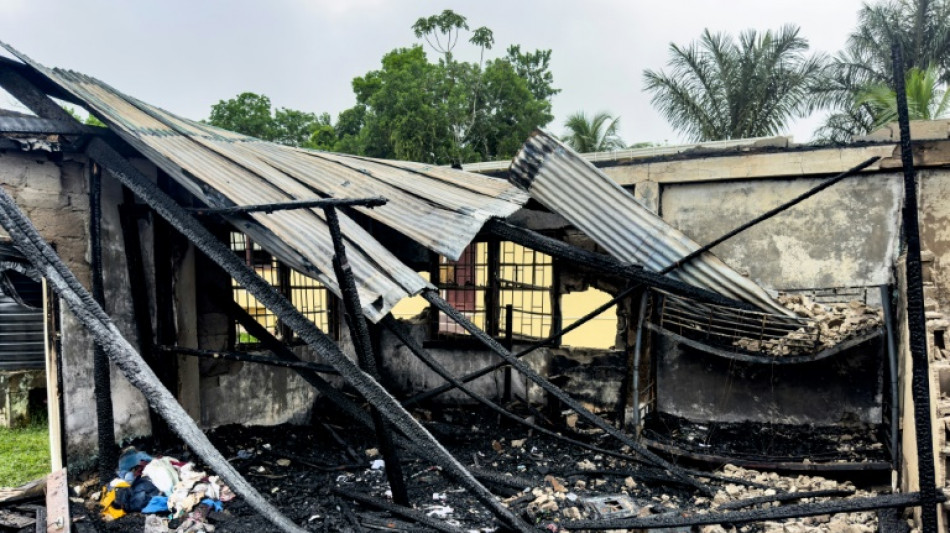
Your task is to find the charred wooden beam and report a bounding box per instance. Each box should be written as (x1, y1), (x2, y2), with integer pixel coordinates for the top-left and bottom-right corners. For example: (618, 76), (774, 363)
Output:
(324, 204), (408, 506)
(189, 196), (386, 216)
(82, 138), (532, 532)
(382, 315), (689, 480)
(718, 488), (856, 510)
(333, 487), (464, 533)
(88, 162), (117, 484)
(893, 43), (939, 533)
(563, 492), (935, 530)
(0, 184), (306, 533)
(423, 290), (711, 495)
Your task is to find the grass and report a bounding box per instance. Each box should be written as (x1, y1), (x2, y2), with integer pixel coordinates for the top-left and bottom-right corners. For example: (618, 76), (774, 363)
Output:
(0, 412), (50, 487)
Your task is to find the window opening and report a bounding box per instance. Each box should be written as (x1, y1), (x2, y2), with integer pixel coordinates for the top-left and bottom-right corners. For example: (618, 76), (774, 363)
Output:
(229, 232), (331, 347)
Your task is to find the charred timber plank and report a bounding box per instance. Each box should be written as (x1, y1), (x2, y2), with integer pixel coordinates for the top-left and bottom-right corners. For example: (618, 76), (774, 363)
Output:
(383, 315), (694, 484)
(89, 163), (117, 484)
(156, 345), (338, 375)
(893, 44), (939, 533)
(486, 218), (755, 310)
(83, 137), (532, 532)
(718, 488), (856, 510)
(189, 197), (386, 215)
(424, 290), (711, 496)
(0, 187), (307, 533)
(562, 492), (934, 530)
(324, 205), (409, 507)
(333, 487), (465, 533)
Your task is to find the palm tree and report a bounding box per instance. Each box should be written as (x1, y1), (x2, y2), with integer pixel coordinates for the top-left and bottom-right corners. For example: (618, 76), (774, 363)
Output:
(813, 0), (950, 142)
(858, 65), (950, 127)
(643, 25), (825, 142)
(561, 112), (625, 153)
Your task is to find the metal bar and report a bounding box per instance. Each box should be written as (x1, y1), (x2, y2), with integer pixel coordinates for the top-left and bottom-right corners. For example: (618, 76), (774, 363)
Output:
(324, 205), (409, 507)
(631, 291), (650, 433)
(503, 304), (513, 402)
(563, 492), (933, 530)
(892, 43), (939, 533)
(188, 196), (387, 215)
(88, 162), (117, 484)
(333, 487), (465, 533)
(881, 284), (901, 467)
(423, 290), (711, 495)
(0, 180), (306, 533)
(84, 135), (530, 532)
(154, 345), (338, 374)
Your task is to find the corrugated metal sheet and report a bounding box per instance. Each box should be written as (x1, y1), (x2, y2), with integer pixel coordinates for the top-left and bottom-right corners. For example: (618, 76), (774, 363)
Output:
(509, 130), (791, 316)
(2, 44), (528, 321)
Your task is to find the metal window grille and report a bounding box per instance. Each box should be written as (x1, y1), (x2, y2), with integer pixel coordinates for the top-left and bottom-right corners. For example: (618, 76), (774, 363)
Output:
(498, 241), (554, 340)
(433, 240), (556, 341)
(436, 241), (490, 336)
(229, 232), (330, 347)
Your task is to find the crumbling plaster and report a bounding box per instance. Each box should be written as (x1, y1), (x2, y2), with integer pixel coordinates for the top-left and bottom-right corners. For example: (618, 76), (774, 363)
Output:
(659, 174), (903, 291)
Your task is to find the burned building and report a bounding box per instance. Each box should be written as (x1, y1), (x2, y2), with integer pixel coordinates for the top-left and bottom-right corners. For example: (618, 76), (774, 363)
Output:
(0, 43), (947, 532)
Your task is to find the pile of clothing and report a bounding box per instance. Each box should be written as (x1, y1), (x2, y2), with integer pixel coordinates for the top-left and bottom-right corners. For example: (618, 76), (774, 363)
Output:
(99, 447), (234, 532)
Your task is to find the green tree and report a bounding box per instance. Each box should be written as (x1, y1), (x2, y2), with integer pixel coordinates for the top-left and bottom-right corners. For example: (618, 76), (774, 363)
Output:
(561, 111), (625, 152)
(643, 25), (825, 141)
(208, 92), (275, 140)
(332, 10), (557, 164)
(858, 64), (950, 127)
(813, 0), (950, 142)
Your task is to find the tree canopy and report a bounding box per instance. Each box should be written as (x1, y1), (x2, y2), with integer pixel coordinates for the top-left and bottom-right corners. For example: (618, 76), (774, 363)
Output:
(206, 10), (558, 165)
(561, 111), (625, 152)
(643, 25), (825, 142)
(207, 92), (323, 147)
(813, 0), (950, 142)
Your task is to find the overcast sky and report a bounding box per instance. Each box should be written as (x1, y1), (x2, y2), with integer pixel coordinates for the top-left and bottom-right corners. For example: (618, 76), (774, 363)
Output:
(0, 0), (870, 147)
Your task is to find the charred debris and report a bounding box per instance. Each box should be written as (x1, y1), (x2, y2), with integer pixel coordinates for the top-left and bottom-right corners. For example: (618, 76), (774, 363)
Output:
(0, 43), (944, 532)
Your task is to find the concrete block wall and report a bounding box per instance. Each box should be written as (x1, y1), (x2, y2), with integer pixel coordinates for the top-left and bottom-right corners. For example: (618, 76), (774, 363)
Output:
(0, 151), (151, 462)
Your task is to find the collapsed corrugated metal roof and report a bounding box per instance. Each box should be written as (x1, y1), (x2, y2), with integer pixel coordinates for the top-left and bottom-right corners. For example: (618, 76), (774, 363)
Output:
(509, 130), (791, 317)
(1, 44), (528, 321)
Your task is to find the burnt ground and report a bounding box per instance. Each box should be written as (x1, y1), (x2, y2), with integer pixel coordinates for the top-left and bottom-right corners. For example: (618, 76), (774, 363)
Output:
(46, 401), (893, 533)
(643, 413), (889, 464)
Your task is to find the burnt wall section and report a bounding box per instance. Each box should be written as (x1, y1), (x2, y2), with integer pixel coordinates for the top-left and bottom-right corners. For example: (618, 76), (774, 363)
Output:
(655, 333), (885, 425)
(377, 319), (550, 405)
(0, 151), (151, 460)
(192, 247), (323, 429)
(659, 174), (902, 291)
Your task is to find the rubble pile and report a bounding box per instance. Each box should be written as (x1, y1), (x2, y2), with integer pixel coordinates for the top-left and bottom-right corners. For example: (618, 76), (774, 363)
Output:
(734, 295), (883, 357)
(697, 464), (881, 533)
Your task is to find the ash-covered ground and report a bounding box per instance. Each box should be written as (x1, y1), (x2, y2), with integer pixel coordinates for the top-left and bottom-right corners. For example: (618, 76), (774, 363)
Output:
(54, 401), (902, 533)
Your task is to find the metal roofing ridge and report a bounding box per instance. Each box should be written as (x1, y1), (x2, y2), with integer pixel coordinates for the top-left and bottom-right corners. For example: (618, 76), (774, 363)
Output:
(464, 132), (791, 173)
(510, 130), (792, 316)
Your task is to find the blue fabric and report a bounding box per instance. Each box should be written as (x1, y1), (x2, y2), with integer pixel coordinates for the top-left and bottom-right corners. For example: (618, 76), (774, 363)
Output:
(115, 477), (161, 512)
(141, 495), (169, 514)
(200, 498), (222, 511)
(117, 450), (152, 476)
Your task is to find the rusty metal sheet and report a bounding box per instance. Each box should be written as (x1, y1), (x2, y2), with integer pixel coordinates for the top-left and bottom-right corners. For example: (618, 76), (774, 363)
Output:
(509, 130), (790, 316)
(1, 44), (528, 321)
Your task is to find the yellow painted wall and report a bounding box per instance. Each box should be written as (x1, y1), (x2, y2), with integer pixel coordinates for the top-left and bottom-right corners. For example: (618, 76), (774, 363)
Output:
(561, 288), (617, 350)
